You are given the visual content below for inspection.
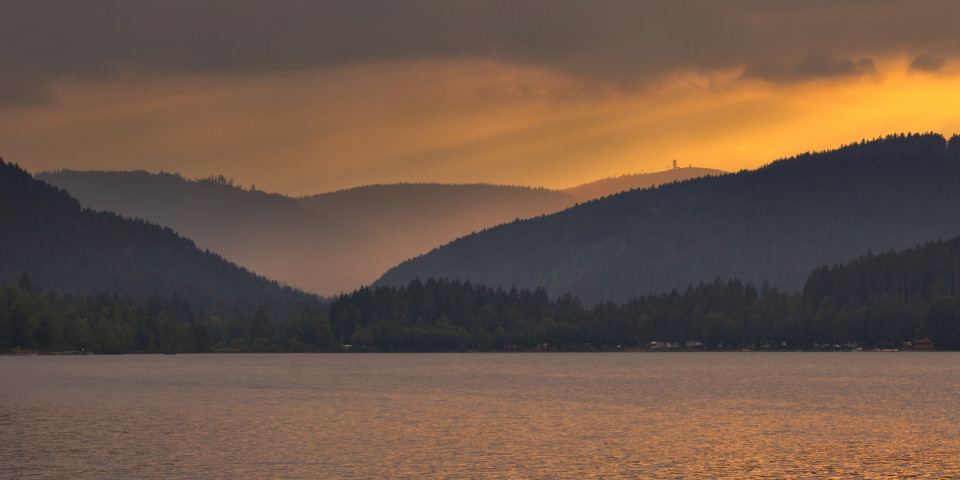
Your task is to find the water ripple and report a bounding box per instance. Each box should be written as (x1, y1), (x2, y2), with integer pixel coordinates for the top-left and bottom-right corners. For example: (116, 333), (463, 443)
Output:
(2, 352), (959, 479)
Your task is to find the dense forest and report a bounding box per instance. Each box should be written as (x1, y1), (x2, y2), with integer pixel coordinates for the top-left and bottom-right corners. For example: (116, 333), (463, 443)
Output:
(379, 133), (960, 304)
(5, 231), (959, 353)
(5, 226), (960, 354)
(0, 273), (333, 353)
(332, 235), (960, 352)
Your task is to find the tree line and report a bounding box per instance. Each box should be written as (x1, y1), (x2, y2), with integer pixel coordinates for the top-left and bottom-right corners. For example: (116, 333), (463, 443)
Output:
(332, 235), (960, 352)
(0, 272), (333, 354)
(5, 229), (960, 353)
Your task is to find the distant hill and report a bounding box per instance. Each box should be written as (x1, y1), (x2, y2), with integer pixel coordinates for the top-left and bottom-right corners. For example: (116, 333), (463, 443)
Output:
(37, 173), (575, 295)
(377, 133), (960, 304)
(563, 166), (725, 201)
(295, 183), (575, 273)
(36, 169), (381, 295)
(39, 166), (721, 296)
(0, 159), (314, 308)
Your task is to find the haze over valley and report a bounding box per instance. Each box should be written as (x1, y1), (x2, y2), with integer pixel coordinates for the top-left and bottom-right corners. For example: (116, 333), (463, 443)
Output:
(8, 133), (960, 355)
(39, 165), (722, 295)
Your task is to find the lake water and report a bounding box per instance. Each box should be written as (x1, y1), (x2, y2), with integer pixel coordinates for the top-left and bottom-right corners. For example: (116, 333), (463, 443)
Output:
(2, 352), (959, 479)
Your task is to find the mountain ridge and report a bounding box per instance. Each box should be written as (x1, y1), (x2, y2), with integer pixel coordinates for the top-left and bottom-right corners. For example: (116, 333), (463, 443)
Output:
(39, 166), (721, 295)
(0, 158), (316, 308)
(377, 132), (960, 304)
(562, 166), (726, 201)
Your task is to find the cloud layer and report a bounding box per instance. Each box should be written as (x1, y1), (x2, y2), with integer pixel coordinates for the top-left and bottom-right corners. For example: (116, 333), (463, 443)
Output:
(3, 1), (960, 193)
(5, 1), (960, 101)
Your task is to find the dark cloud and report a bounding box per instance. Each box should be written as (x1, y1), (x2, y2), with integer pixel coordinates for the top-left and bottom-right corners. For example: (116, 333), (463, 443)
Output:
(743, 52), (877, 82)
(0, 70), (52, 106)
(796, 54), (876, 79)
(3, 0), (960, 105)
(910, 53), (947, 72)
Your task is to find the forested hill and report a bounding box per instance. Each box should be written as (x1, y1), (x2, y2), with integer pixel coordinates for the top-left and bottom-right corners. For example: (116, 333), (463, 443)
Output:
(324, 234), (960, 352)
(378, 133), (960, 304)
(38, 171), (578, 295)
(39, 167), (719, 296)
(0, 159), (316, 308)
(35, 169), (380, 295)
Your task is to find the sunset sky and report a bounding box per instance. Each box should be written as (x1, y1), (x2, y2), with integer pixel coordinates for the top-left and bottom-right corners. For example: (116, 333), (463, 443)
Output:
(3, 1), (960, 195)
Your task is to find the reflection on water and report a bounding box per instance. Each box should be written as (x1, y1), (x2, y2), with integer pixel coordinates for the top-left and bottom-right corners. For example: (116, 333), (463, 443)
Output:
(2, 353), (959, 479)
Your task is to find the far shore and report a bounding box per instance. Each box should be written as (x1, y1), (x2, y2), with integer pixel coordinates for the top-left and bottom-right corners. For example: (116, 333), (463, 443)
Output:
(1, 347), (945, 355)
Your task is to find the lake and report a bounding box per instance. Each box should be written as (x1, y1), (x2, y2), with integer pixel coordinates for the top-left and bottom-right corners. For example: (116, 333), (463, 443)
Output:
(2, 352), (959, 479)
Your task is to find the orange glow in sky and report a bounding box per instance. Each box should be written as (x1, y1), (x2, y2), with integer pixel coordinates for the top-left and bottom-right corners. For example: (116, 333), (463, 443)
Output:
(3, 0), (960, 195)
(4, 56), (959, 195)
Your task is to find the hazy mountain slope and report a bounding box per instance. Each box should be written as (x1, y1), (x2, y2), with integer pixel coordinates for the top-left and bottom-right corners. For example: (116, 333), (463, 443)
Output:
(296, 172), (726, 273)
(0, 159), (313, 307)
(38, 173), (580, 295)
(36, 170), (381, 295)
(296, 183), (577, 263)
(377, 133), (960, 304)
(563, 166), (726, 201)
(34, 166), (746, 296)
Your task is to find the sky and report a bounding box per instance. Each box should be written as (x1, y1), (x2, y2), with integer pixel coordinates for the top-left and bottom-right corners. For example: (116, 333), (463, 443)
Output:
(3, 1), (960, 196)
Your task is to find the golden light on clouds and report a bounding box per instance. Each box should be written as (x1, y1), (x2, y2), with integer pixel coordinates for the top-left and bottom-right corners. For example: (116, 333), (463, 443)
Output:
(3, 56), (960, 195)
